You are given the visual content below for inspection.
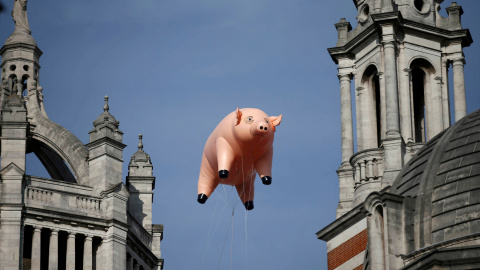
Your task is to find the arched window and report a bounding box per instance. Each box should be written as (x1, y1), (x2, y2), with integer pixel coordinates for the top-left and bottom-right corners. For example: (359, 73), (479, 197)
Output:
(361, 65), (382, 148)
(412, 67), (426, 142)
(410, 58), (438, 142)
(369, 204), (386, 268)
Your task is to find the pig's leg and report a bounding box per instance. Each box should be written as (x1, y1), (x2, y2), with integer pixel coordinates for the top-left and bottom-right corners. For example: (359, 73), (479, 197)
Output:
(235, 176), (255, 210)
(198, 153), (219, 204)
(255, 147), (273, 185)
(216, 137), (235, 179)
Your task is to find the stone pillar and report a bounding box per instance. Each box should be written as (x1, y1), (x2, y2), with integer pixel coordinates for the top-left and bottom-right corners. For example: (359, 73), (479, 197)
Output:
(379, 71), (387, 141)
(363, 82), (377, 149)
(381, 40), (404, 185)
(128, 255), (134, 270)
(339, 73), (354, 164)
(360, 162), (366, 183)
(66, 232), (76, 268)
(49, 229), (59, 270)
(31, 226), (41, 270)
(383, 41), (400, 137)
(430, 76), (445, 138)
(452, 58), (467, 121)
(84, 235), (93, 270)
(441, 60), (451, 128)
(355, 82), (363, 151)
(367, 212), (386, 270)
(336, 167), (355, 218)
(0, 92), (28, 269)
(398, 42), (413, 143)
(367, 160), (374, 181)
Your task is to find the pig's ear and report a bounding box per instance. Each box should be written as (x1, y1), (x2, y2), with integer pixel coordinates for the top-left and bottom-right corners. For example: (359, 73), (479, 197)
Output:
(235, 107), (242, 126)
(269, 114), (282, 132)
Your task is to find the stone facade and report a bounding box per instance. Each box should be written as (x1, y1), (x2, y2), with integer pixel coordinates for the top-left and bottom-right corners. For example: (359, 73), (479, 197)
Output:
(318, 1), (480, 269)
(0, 2), (164, 270)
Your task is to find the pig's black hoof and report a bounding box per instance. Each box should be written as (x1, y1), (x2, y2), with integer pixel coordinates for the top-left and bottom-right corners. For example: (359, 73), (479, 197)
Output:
(244, 201), (254, 211)
(219, 170), (229, 179)
(261, 176), (272, 185)
(197, 194), (208, 204)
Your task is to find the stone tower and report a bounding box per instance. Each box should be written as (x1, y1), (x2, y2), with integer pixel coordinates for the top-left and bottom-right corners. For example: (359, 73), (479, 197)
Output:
(332, 0), (472, 217)
(0, 2), (164, 269)
(317, 1), (477, 270)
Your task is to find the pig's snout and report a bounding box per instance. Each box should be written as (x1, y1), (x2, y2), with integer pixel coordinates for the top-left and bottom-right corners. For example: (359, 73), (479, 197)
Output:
(255, 122), (269, 134)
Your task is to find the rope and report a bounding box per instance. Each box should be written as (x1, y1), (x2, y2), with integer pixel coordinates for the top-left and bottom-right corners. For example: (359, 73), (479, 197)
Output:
(201, 197), (226, 267)
(217, 209), (235, 270)
(201, 156), (254, 269)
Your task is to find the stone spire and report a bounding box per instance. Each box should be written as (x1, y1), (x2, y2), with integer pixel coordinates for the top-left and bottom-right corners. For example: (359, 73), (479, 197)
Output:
(127, 134), (155, 230)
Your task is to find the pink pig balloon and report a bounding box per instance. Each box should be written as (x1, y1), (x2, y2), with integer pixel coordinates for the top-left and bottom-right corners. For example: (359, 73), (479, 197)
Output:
(197, 108), (282, 210)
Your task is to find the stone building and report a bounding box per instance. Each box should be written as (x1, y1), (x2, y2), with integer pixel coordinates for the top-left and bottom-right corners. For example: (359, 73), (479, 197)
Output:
(0, 2), (164, 270)
(317, 0), (480, 269)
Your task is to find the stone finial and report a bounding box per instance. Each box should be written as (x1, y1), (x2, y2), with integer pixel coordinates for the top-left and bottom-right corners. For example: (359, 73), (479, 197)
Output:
(446, 2), (463, 30)
(103, 96), (109, 112)
(334, 18), (352, 46)
(138, 134), (144, 150)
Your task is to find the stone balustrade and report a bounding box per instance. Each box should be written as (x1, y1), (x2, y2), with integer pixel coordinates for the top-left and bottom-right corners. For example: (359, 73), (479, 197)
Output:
(76, 196), (101, 211)
(25, 176), (103, 216)
(350, 148), (384, 187)
(26, 186), (53, 203)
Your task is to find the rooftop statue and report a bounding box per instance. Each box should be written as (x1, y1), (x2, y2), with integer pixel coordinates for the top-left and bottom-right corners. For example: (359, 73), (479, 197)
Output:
(12, 0), (30, 34)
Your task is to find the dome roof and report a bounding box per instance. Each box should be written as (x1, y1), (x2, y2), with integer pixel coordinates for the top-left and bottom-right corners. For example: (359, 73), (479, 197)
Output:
(92, 96), (119, 127)
(391, 109), (480, 247)
(4, 31), (37, 46)
(130, 134), (152, 165)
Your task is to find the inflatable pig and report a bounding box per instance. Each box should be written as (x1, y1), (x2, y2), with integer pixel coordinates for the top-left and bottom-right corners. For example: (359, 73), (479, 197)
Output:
(197, 108), (282, 210)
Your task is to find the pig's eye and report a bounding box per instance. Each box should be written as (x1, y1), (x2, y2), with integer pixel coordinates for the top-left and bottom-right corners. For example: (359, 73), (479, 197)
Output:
(265, 118), (269, 124)
(244, 116), (254, 124)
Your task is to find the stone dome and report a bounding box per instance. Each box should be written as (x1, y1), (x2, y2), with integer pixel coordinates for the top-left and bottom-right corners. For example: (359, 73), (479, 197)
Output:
(391, 109), (480, 248)
(92, 96), (119, 128)
(130, 135), (151, 164)
(4, 31), (37, 46)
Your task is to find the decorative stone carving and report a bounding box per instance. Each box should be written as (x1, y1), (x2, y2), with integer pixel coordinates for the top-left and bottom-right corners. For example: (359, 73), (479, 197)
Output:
(12, 0), (31, 34)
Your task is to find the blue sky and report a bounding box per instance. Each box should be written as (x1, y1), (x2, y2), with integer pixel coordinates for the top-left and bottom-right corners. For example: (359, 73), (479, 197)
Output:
(1, 1), (480, 269)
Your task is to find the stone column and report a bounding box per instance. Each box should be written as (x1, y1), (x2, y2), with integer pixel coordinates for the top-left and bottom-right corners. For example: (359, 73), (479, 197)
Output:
(367, 160), (374, 180)
(128, 255), (134, 270)
(66, 232), (76, 268)
(430, 76), (445, 138)
(398, 42), (413, 143)
(49, 229), (59, 270)
(441, 60), (451, 128)
(452, 58), (467, 121)
(339, 73), (354, 164)
(31, 226), (41, 270)
(84, 235), (93, 270)
(360, 162), (366, 183)
(383, 41), (400, 137)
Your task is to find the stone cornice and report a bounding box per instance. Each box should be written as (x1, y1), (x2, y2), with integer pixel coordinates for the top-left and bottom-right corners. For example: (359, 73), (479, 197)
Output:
(0, 43), (43, 57)
(328, 12), (473, 64)
(316, 203), (365, 241)
(85, 136), (126, 150)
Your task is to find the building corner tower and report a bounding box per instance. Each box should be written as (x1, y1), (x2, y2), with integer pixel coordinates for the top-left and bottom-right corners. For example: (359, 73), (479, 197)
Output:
(318, 1), (474, 269)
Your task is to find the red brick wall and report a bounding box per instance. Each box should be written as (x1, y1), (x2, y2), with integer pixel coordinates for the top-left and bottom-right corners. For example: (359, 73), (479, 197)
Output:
(353, 264), (363, 270)
(327, 229), (367, 270)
